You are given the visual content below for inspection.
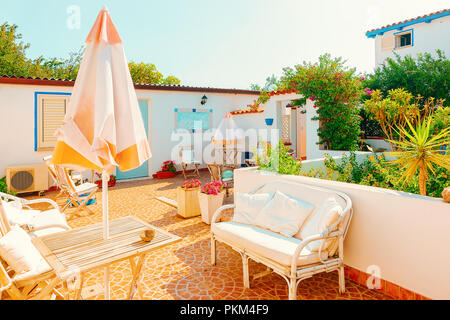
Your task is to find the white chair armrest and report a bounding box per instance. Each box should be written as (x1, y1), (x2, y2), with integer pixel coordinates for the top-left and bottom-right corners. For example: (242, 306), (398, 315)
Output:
(290, 231), (343, 275)
(0, 192), (26, 204)
(211, 204), (236, 225)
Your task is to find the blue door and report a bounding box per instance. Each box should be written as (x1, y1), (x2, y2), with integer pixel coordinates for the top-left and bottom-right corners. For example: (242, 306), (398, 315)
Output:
(116, 100), (149, 180)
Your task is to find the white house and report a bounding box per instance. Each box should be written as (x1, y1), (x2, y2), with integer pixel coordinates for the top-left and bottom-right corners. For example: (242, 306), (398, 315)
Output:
(366, 9), (450, 66)
(0, 76), (333, 190)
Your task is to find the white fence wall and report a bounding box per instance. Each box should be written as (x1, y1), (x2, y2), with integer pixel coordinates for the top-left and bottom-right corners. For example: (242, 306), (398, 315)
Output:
(234, 167), (450, 300)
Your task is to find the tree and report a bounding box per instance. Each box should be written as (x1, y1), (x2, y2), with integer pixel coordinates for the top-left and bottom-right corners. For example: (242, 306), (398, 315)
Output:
(0, 22), (181, 85)
(279, 54), (363, 150)
(0, 23), (31, 76)
(363, 88), (446, 150)
(250, 74), (278, 91)
(128, 61), (180, 85)
(364, 50), (450, 106)
(387, 117), (450, 196)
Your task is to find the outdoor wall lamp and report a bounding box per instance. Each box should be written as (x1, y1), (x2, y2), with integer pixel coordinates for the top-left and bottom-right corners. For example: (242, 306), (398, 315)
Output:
(201, 95), (208, 105)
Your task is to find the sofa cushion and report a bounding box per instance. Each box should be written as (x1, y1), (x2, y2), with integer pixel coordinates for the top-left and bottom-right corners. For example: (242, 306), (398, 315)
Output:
(254, 191), (314, 237)
(232, 192), (274, 225)
(0, 226), (51, 275)
(298, 198), (343, 252)
(212, 222), (328, 266)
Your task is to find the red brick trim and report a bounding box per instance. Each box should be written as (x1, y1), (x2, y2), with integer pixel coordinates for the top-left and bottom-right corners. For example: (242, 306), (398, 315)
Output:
(343, 265), (431, 300)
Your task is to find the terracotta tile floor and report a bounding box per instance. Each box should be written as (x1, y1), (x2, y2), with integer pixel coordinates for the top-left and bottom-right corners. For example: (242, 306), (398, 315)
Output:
(30, 171), (391, 300)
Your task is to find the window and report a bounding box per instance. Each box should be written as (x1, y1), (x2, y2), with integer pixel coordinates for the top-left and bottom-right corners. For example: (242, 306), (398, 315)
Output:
(395, 30), (413, 49)
(174, 108), (212, 133)
(35, 93), (71, 150)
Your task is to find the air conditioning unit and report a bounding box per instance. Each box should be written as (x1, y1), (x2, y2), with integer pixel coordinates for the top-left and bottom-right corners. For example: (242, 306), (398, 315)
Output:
(5, 164), (49, 195)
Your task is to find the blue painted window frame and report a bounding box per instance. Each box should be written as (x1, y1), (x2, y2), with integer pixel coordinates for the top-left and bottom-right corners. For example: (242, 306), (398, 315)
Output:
(393, 28), (414, 50)
(34, 91), (72, 151)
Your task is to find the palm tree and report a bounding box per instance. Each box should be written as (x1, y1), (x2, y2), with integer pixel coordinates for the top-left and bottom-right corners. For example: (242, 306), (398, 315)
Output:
(386, 117), (450, 196)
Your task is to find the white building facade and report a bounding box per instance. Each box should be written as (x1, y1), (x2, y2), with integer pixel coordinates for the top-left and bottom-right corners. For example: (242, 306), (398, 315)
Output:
(366, 9), (450, 66)
(0, 77), (330, 189)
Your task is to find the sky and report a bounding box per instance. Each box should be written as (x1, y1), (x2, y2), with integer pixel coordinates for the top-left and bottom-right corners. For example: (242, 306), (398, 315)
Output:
(0, 0), (448, 89)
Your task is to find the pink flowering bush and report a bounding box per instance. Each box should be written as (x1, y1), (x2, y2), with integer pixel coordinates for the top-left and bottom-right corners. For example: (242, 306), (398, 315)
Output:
(182, 179), (201, 189)
(201, 180), (226, 196)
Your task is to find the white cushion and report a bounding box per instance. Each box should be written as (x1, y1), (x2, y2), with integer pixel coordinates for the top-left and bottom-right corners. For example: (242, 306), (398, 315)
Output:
(298, 198), (343, 252)
(1, 200), (69, 233)
(0, 226), (51, 275)
(75, 182), (97, 194)
(1, 200), (40, 226)
(232, 192), (274, 225)
(254, 191), (314, 237)
(212, 222), (328, 266)
(29, 209), (69, 231)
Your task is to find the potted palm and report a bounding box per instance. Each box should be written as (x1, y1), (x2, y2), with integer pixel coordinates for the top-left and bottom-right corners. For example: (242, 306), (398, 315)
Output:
(198, 180), (226, 224)
(177, 179), (202, 218)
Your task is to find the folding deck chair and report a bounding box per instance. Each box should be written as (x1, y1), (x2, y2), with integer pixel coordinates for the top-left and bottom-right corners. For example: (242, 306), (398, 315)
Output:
(53, 165), (98, 215)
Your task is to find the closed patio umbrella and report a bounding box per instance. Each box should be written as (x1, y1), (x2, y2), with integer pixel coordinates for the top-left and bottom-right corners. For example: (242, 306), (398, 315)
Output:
(212, 112), (244, 165)
(52, 6), (151, 299)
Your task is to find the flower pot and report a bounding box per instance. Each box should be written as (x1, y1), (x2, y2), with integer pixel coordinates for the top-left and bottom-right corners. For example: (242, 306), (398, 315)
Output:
(156, 171), (176, 179)
(95, 179), (116, 188)
(265, 118), (274, 126)
(176, 187), (201, 218)
(198, 191), (225, 224)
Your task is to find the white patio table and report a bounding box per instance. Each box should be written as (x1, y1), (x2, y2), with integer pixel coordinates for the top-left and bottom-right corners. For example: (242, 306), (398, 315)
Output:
(32, 216), (180, 300)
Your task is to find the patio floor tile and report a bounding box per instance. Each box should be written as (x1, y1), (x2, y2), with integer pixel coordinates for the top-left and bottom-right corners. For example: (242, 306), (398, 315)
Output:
(25, 171), (392, 300)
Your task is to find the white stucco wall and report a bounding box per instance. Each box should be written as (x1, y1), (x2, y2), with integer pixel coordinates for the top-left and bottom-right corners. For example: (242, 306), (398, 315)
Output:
(373, 15), (450, 66)
(0, 83), (260, 181)
(234, 167), (450, 300)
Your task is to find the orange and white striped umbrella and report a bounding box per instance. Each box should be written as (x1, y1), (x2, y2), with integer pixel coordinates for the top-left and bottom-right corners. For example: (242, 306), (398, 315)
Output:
(53, 6), (151, 175)
(52, 6), (151, 299)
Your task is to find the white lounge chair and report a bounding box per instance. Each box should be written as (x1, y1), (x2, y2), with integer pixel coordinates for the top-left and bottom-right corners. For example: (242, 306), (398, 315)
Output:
(210, 180), (353, 300)
(0, 201), (64, 300)
(0, 192), (70, 238)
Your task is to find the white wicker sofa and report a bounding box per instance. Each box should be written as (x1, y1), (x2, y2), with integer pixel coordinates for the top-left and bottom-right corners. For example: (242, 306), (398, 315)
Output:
(210, 180), (353, 300)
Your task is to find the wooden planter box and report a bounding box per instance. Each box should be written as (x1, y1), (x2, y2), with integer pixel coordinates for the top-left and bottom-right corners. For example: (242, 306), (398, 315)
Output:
(176, 187), (201, 218)
(198, 191), (225, 224)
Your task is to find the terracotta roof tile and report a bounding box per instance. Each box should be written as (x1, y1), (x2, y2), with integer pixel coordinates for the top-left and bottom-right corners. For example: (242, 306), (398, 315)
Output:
(0, 75), (260, 95)
(230, 109), (264, 115)
(365, 9), (449, 35)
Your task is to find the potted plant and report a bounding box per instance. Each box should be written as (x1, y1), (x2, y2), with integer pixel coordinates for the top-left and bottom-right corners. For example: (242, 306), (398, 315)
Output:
(156, 161), (177, 179)
(177, 179), (202, 218)
(198, 180), (226, 224)
(94, 173), (117, 188)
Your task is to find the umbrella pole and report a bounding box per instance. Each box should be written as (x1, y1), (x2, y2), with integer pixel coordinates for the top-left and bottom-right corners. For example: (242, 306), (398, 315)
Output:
(102, 171), (110, 299)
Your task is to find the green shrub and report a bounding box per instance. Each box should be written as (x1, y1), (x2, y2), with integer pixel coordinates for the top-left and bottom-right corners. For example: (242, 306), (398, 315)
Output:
(321, 152), (449, 198)
(279, 54), (363, 151)
(364, 50), (450, 106)
(256, 140), (302, 175)
(0, 177), (16, 196)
